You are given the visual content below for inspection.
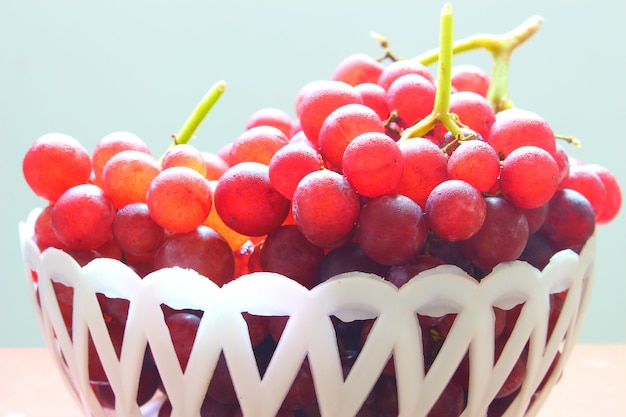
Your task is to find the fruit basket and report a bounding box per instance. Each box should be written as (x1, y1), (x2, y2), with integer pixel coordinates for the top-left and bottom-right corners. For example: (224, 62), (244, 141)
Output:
(17, 4), (621, 417)
(20, 209), (597, 417)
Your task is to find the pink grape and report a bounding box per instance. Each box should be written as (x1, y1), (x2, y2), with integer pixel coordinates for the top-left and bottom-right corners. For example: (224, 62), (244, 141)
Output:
(229, 125), (290, 165)
(91, 131), (151, 187)
(377, 59), (435, 90)
(561, 164), (606, 219)
(449, 91), (496, 139)
(245, 107), (294, 138)
(451, 64), (491, 97)
(268, 142), (322, 199)
(296, 80), (363, 145)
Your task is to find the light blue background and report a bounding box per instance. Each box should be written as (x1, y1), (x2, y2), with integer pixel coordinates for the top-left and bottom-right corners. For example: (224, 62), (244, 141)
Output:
(1, 0), (625, 346)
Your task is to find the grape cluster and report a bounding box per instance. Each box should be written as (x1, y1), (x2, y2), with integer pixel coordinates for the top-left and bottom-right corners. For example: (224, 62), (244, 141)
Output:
(21, 8), (622, 417)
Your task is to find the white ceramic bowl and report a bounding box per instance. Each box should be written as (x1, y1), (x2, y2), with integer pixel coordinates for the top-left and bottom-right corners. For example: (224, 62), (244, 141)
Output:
(19, 208), (596, 417)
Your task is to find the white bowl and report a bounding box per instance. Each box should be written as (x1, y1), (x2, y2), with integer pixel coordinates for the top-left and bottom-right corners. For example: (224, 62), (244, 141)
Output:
(19, 208), (596, 417)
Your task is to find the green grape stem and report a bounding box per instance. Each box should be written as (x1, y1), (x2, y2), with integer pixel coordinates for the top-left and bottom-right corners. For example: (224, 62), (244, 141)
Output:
(398, 9), (543, 142)
(169, 80), (227, 148)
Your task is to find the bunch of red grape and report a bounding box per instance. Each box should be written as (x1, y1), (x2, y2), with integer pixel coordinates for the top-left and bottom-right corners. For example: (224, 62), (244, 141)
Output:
(22, 30), (622, 417)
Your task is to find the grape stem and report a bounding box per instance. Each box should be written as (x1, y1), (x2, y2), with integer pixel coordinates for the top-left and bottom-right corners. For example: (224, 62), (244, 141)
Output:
(168, 80), (227, 148)
(398, 8), (543, 142)
(399, 3), (460, 142)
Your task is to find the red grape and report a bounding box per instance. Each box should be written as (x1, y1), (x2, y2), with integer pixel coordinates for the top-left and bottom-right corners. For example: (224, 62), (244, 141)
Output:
(92, 131), (151, 187)
(487, 108), (557, 159)
(446, 139), (500, 192)
(297, 80), (363, 145)
(561, 164), (606, 219)
(268, 142), (322, 199)
(449, 91), (496, 139)
(229, 125), (290, 165)
(425, 179), (487, 241)
(161, 143), (207, 176)
(245, 107), (294, 138)
(377, 59), (435, 90)
(356, 194), (428, 266)
(342, 132), (404, 198)
(585, 163), (622, 224)
(165, 312), (201, 372)
(214, 162), (290, 237)
(394, 138), (449, 208)
(451, 64), (491, 97)
(318, 103), (385, 170)
(51, 184), (116, 250)
(539, 188), (596, 251)
(102, 150), (161, 209)
(147, 166), (213, 233)
(112, 202), (165, 256)
(331, 53), (385, 86)
(385, 74), (436, 129)
(458, 197), (529, 272)
(22, 133), (92, 202)
(499, 145), (559, 209)
(292, 169), (360, 248)
(154, 225), (235, 286)
(259, 225), (325, 288)
(354, 82), (389, 120)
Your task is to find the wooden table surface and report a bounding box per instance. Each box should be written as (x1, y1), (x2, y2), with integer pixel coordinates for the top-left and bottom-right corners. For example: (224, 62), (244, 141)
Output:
(1, 344), (624, 417)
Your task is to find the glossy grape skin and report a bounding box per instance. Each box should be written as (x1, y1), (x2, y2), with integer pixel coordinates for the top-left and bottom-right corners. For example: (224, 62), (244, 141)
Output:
(356, 194), (428, 266)
(331, 53), (385, 86)
(318, 103), (385, 171)
(268, 142), (322, 199)
(259, 225), (325, 288)
(154, 226), (235, 287)
(377, 59), (435, 90)
(386, 74), (436, 129)
(561, 164), (606, 219)
(245, 107), (294, 138)
(487, 108), (557, 160)
(92, 131), (151, 187)
(297, 80), (363, 145)
(214, 162), (290, 237)
(34, 204), (67, 251)
(22, 133), (92, 202)
(51, 184), (116, 250)
(585, 163), (622, 224)
(425, 180), (487, 242)
(394, 138), (449, 208)
(292, 169), (360, 248)
(102, 150), (162, 209)
(342, 132), (404, 198)
(165, 312), (201, 372)
(229, 125), (290, 166)
(459, 197), (529, 272)
(448, 91), (496, 139)
(451, 64), (491, 97)
(499, 146), (560, 209)
(539, 188), (596, 252)
(447, 139), (500, 193)
(318, 241), (390, 282)
(146, 166), (213, 234)
(112, 202), (165, 256)
(161, 143), (207, 176)
(354, 82), (390, 120)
